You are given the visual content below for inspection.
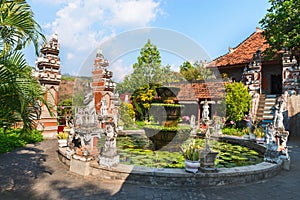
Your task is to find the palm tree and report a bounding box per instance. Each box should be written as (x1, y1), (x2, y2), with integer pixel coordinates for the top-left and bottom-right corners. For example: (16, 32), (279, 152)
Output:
(0, 0), (45, 55)
(0, 52), (47, 130)
(0, 0), (46, 130)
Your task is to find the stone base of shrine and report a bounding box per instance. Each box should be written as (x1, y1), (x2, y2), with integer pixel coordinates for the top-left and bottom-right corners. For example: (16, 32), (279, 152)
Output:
(58, 147), (94, 176)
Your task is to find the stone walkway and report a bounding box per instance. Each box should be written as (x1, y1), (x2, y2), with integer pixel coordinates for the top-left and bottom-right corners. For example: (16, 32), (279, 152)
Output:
(1, 137), (300, 200)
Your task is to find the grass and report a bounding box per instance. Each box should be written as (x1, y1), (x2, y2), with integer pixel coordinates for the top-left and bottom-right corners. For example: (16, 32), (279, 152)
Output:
(0, 128), (43, 154)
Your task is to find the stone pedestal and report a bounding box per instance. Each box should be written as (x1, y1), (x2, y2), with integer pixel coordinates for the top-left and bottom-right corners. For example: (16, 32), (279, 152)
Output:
(200, 150), (218, 172)
(98, 155), (120, 167)
(280, 155), (290, 171)
(70, 157), (93, 176)
(264, 142), (281, 163)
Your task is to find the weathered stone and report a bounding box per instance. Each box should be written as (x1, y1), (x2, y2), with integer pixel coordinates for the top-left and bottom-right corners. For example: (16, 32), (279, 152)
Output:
(69, 158), (91, 176)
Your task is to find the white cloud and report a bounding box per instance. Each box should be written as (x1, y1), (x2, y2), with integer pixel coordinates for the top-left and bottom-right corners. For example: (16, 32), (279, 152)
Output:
(108, 0), (161, 27)
(32, 0), (68, 5)
(109, 59), (133, 83)
(67, 53), (74, 60)
(50, 0), (105, 49)
(42, 0), (162, 79)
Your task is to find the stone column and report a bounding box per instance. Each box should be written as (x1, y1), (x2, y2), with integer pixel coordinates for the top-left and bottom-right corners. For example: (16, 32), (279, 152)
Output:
(243, 49), (262, 118)
(282, 48), (300, 94)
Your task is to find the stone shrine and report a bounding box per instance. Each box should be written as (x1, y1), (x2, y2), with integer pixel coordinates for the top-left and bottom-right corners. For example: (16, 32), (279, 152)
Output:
(34, 34), (62, 138)
(71, 49), (120, 167)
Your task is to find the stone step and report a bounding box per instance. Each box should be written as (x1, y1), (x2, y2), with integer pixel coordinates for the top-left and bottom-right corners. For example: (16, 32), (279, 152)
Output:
(263, 109), (273, 113)
(265, 101), (276, 104)
(43, 126), (58, 130)
(42, 130), (58, 139)
(264, 104), (274, 107)
(262, 115), (273, 120)
(263, 110), (273, 114)
(266, 94), (278, 98)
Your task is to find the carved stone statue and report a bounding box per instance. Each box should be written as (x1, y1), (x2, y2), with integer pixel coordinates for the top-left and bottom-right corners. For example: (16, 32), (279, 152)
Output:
(250, 92), (259, 117)
(264, 95), (290, 165)
(74, 89), (102, 158)
(98, 123), (119, 167)
(100, 99), (108, 116)
(202, 100), (210, 121)
(190, 115), (196, 128)
(273, 96), (286, 129)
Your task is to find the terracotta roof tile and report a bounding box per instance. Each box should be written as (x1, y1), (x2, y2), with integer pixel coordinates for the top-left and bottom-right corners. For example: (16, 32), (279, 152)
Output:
(207, 28), (269, 68)
(166, 81), (226, 101)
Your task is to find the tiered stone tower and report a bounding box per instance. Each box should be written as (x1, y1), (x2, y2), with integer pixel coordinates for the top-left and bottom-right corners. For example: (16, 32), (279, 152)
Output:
(91, 49), (119, 127)
(35, 34), (61, 138)
(282, 48), (300, 94)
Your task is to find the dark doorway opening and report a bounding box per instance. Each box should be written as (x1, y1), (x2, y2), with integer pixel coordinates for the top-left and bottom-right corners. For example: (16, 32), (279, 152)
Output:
(271, 74), (282, 94)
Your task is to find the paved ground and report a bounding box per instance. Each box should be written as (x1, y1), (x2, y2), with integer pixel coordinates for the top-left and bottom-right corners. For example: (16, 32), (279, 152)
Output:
(1, 137), (300, 200)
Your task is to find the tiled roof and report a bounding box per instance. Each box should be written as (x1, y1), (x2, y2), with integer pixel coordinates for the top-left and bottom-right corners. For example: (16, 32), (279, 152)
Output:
(166, 81), (226, 101)
(207, 28), (269, 68)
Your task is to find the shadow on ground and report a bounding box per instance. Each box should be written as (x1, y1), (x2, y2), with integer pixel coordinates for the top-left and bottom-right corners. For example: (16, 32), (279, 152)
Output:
(0, 144), (48, 199)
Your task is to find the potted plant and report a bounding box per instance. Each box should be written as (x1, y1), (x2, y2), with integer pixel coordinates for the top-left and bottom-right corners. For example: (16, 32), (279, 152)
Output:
(254, 127), (265, 144)
(57, 131), (69, 147)
(242, 127), (251, 140)
(180, 140), (201, 173)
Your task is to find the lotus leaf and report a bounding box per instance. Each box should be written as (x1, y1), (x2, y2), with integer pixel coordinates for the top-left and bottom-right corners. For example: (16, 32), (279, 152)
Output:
(237, 157), (248, 161)
(249, 150), (260, 155)
(231, 155), (240, 160)
(225, 163), (237, 168)
(116, 135), (263, 168)
(216, 164), (225, 168)
(233, 150), (241, 154)
(221, 156), (232, 161)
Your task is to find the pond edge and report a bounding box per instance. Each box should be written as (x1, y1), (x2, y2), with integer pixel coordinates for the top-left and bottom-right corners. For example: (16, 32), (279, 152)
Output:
(57, 135), (283, 187)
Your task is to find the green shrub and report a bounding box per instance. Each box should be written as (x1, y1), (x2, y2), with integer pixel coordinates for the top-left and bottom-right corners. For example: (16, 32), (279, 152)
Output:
(225, 82), (251, 122)
(222, 127), (244, 136)
(0, 128), (43, 154)
(20, 129), (43, 143)
(135, 121), (145, 128)
(119, 102), (135, 129)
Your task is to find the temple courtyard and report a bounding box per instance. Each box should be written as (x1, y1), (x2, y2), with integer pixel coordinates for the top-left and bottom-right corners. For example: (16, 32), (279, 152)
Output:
(1, 136), (300, 200)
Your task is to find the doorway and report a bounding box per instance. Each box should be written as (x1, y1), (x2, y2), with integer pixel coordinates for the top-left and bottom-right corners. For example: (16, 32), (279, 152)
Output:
(271, 74), (282, 94)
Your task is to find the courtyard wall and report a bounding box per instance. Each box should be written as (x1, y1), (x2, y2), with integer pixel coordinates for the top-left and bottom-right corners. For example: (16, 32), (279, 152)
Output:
(288, 95), (300, 137)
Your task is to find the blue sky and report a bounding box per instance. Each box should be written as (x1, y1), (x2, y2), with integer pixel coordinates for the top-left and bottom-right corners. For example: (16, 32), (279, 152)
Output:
(25, 0), (270, 82)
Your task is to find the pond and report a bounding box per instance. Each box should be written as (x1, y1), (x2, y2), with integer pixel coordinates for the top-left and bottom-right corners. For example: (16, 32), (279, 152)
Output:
(116, 135), (264, 168)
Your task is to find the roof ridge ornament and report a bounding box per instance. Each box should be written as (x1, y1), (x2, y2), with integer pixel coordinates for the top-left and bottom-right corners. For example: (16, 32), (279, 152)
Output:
(255, 27), (263, 33)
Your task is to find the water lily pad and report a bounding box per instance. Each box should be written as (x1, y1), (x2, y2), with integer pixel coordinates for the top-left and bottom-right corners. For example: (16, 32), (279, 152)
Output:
(231, 155), (240, 160)
(236, 157), (248, 161)
(249, 150), (260, 155)
(220, 156), (232, 161)
(225, 163), (237, 168)
(216, 164), (225, 168)
(116, 135), (263, 168)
